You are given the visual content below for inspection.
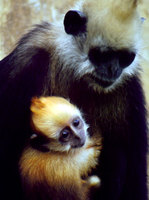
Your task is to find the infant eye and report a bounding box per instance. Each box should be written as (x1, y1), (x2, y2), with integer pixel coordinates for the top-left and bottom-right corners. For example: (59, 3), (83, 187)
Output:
(61, 129), (70, 138)
(73, 119), (80, 127)
(59, 128), (71, 142)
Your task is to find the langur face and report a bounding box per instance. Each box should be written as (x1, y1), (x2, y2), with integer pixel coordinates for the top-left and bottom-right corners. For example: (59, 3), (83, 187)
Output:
(30, 97), (88, 153)
(61, 1), (140, 90)
(30, 116), (88, 153)
(58, 116), (87, 149)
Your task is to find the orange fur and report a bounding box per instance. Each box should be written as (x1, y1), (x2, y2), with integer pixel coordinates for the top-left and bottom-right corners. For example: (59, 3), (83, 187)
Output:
(19, 96), (101, 200)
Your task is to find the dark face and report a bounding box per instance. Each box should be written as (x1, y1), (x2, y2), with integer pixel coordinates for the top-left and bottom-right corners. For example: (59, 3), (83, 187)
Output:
(59, 117), (87, 148)
(88, 47), (136, 87)
(64, 10), (136, 88)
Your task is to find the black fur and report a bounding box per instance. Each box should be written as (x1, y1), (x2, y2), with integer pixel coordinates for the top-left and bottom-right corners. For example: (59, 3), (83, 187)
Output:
(88, 48), (136, 87)
(0, 24), (148, 200)
(69, 76), (148, 200)
(64, 10), (87, 36)
(0, 46), (51, 199)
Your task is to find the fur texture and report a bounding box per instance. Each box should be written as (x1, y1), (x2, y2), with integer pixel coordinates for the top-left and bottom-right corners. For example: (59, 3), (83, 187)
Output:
(0, 0), (148, 199)
(19, 96), (101, 200)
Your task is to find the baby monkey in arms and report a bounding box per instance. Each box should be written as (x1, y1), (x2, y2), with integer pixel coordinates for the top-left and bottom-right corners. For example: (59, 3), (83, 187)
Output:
(19, 96), (101, 200)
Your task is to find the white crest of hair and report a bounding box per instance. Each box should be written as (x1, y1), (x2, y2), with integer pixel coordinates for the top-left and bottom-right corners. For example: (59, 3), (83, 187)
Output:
(53, 26), (94, 80)
(73, 0), (85, 10)
(53, 0), (142, 92)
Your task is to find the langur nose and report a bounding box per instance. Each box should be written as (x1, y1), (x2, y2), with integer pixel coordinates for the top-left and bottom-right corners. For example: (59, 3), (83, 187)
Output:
(71, 132), (86, 148)
(88, 47), (102, 67)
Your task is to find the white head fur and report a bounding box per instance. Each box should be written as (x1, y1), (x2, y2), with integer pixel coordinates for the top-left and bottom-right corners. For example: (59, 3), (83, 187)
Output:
(52, 0), (142, 92)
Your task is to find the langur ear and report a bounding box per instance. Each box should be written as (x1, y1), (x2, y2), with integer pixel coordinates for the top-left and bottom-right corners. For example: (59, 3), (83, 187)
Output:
(64, 10), (87, 36)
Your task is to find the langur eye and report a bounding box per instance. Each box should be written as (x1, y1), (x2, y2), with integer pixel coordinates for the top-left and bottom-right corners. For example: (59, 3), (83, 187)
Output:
(118, 50), (136, 68)
(61, 129), (70, 138)
(64, 10), (87, 36)
(59, 128), (71, 142)
(73, 119), (80, 127)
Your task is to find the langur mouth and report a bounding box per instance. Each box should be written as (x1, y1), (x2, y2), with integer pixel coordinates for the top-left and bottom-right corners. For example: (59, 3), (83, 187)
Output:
(95, 68), (123, 88)
(84, 68), (123, 88)
(71, 142), (85, 148)
(84, 74), (116, 88)
(96, 79), (114, 88)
